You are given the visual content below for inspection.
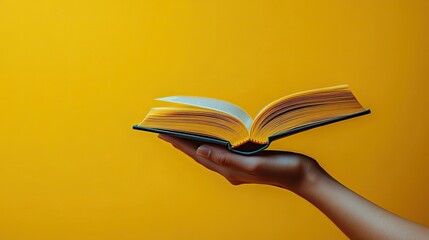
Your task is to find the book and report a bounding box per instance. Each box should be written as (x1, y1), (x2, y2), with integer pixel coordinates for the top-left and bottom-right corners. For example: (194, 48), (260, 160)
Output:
(133, 85), (370, 155)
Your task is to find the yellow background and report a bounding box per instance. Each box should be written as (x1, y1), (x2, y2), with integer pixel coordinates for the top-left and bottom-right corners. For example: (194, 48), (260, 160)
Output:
(1, 1), (428, 239)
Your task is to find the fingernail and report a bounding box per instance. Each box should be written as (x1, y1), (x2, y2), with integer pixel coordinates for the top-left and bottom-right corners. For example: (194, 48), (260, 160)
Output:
(196, 145), (211, 158)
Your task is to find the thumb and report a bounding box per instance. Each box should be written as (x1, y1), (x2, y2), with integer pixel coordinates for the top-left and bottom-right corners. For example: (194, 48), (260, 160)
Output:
(196, 144), (259, 172)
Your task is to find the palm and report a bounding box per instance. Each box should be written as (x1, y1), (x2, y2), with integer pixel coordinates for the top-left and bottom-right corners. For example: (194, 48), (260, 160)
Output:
(158, 134), (318, 191)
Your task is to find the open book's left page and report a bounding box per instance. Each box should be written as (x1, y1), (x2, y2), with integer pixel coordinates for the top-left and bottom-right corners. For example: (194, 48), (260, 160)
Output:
(156, 96), (253, 130)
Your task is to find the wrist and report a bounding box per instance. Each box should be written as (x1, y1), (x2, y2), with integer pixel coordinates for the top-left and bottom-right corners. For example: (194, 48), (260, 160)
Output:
(291, 158), (332, 198)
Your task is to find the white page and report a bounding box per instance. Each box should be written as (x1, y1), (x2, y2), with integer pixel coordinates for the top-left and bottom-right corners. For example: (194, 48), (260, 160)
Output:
(156, 96), (253, 130)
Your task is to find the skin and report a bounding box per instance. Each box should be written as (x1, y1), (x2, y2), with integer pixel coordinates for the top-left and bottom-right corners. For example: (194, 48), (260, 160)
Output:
(158, 134), (429, 240)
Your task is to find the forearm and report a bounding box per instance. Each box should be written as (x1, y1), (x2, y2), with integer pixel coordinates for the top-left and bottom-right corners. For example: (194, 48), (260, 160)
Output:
(294, 166), (429, 240)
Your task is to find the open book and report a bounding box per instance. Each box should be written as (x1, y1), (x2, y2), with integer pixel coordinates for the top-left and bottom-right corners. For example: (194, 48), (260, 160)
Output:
(133, 85), (370, 155)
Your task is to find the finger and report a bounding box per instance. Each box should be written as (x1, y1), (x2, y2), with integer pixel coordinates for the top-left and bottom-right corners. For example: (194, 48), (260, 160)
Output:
(158, 135), (256, 183)
(227, 179), (244, 185)
(195, 144), (261, 172)
(158, 134), (227, 173)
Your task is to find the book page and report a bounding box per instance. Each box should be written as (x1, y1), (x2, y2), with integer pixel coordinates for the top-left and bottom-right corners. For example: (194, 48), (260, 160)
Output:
(156, 96), (253, 130)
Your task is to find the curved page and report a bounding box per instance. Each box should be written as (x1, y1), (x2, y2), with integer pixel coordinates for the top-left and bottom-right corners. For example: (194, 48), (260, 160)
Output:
(156, 96), (253, 130)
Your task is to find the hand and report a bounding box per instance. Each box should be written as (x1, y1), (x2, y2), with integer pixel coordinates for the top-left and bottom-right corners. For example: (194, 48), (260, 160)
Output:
(158, 134), (324, 192)
(157, 134), (429, 239)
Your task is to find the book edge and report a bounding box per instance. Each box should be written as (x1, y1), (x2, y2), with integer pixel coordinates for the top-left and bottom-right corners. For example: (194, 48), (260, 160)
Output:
(132, 125), (230, 146)
(269, 109), (371, 141)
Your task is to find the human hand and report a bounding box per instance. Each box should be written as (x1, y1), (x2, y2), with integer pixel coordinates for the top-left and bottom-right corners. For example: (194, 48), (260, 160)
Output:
(158, 134), (325, 192)
(157, 134), (429, 239)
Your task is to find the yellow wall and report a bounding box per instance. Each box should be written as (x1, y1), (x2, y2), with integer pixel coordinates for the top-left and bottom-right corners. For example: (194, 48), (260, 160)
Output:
(1, 1), (428, 239)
